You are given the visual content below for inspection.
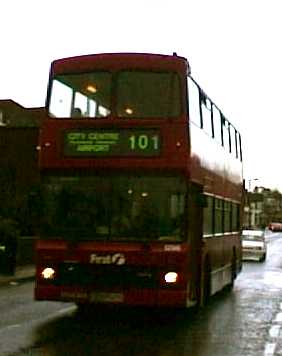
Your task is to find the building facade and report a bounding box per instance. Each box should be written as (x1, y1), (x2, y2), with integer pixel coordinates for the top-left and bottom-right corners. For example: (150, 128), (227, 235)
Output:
(243, 186), (282, 229)
(0, 100), (44, 234)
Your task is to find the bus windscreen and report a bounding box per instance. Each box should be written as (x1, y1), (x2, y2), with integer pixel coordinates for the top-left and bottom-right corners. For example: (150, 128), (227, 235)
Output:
(39, 175), (187, 242)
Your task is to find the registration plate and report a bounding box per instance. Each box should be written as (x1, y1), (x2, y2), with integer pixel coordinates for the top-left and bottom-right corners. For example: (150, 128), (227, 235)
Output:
(90, 292), (124, 303)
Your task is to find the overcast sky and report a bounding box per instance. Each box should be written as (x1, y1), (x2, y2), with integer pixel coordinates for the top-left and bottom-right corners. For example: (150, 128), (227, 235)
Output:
(1, 0), (281, 191)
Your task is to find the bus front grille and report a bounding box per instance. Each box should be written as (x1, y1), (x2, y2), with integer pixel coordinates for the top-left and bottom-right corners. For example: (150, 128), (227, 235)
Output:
(56, 263), (158, 289)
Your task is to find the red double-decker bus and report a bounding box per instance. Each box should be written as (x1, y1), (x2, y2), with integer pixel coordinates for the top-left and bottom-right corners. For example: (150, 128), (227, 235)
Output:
(34, 53), (243, 308)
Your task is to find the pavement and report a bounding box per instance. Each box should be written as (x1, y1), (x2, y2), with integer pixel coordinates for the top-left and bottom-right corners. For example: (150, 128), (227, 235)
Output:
(0, 264), (35, 285)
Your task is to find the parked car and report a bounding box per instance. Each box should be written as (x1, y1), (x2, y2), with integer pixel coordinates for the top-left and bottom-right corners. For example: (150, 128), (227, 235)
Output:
(241, 229), (267, 262)
(268, 222), (282, 232)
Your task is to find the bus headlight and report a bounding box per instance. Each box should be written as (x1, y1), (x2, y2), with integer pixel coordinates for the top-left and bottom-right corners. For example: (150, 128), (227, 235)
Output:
(41, 267), (56, 280)
(164, 272), (178, 284)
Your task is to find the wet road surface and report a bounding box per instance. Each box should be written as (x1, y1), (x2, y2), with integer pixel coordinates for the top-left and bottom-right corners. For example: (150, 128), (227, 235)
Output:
(1, 231), (282, 355)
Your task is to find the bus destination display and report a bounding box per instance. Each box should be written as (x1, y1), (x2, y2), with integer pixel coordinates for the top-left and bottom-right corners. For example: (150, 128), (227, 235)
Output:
(63, 129), (161, 157)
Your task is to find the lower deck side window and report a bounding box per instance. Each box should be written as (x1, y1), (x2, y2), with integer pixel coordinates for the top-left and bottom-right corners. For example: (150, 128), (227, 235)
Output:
(204, 195), (241, 236)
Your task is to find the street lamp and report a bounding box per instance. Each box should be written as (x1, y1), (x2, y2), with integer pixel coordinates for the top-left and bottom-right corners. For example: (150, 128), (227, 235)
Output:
(247, 178), (259, 228)
(248, 178), (258, 192)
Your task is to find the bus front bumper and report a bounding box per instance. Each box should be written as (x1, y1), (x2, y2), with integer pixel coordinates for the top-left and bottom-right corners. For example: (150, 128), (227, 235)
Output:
(34, 285), (190, 307)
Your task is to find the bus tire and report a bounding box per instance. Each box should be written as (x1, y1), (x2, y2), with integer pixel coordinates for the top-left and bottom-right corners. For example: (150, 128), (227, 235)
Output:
(227, 251), (237, 290)
(260, 253), (266, 262)
(201, 259), (211, 307)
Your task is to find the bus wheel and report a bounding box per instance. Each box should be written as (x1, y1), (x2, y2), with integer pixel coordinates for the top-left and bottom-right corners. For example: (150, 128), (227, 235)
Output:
(260, 253), (266, 262)
(227, 252), (237, 290)
(201, 260), (211, 307)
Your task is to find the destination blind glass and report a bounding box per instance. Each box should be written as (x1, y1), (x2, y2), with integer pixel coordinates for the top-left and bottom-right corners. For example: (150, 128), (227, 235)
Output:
(63, 129), (161, 157)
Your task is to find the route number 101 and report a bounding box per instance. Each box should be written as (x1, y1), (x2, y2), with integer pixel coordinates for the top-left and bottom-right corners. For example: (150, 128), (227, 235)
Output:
(129, 134), (160, 151)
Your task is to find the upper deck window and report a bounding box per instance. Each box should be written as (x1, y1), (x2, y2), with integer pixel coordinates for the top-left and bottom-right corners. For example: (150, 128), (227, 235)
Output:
(49, 72), (112, 118)
(187, 77), (201, 128)
(48, 70), (181, 119)
(221, 116), (231, 151)
(200, 92), (213, 137)
(116, 71), (181, 118)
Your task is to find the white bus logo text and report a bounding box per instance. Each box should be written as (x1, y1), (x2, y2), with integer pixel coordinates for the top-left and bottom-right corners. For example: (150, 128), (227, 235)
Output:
(89, 253), (126, 265)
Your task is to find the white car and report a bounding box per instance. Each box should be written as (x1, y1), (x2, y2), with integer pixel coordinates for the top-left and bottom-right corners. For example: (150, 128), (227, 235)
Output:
(241, 229), (267, 262)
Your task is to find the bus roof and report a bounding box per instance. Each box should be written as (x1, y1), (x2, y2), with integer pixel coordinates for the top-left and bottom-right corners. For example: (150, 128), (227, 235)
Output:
(50, 52), (190, 76)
